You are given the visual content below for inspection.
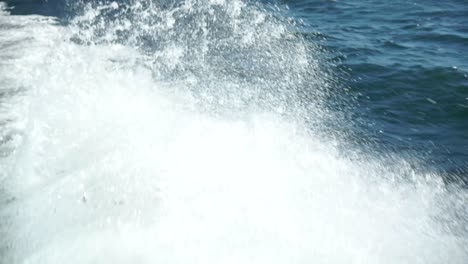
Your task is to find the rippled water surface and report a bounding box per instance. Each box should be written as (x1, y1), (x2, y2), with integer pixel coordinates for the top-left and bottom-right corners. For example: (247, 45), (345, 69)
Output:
(286, 0), (468, 176)
(0, 0), (467, 263)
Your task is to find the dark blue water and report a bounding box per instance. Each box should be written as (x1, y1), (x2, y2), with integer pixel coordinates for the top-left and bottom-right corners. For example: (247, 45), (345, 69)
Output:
(286, 0), (468, 181)
(4, 0), (468, 183)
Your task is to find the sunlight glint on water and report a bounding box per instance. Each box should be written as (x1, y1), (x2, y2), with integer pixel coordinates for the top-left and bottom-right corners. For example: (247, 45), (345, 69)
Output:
(0, 1), (467, 263)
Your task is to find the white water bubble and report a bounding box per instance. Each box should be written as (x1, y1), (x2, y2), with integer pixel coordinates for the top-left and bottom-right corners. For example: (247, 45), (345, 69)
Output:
(110, 2), (119, 10)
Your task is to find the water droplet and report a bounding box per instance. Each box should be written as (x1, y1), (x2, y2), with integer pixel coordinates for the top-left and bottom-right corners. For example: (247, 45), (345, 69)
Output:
(110, 2), (119, 9)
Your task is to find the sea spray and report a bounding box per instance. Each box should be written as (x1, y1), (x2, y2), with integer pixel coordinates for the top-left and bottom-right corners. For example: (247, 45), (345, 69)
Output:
(0, 1), (467, 263)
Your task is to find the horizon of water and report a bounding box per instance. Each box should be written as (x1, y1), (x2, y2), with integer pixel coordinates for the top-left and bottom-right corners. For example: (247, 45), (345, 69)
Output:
(0, 0), (467, 263)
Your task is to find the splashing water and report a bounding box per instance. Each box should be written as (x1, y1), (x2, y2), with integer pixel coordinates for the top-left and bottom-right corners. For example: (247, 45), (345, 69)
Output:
(0, 0), (467, 263)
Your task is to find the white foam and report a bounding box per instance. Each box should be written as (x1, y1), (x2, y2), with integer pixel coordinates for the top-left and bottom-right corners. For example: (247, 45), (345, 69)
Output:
(0, 2), (8, 15)
(0, 1), (467, 263)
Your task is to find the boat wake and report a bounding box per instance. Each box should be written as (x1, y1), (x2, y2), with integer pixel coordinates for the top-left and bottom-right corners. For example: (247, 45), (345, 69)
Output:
(0, 1), (467, 263)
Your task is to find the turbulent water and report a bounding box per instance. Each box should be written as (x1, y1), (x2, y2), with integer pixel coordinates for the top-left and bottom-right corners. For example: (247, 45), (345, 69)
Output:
(0, 0), (467, 263)
(287, 0), (468, 176)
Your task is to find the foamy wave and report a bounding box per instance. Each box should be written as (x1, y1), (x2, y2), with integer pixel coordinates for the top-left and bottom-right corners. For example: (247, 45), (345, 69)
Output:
(0, 1), (467, 263)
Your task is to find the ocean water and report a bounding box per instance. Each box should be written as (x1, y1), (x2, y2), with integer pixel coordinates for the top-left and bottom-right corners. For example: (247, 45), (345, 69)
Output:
(0, 0), (467, 263)
(286, 0), (468, 180)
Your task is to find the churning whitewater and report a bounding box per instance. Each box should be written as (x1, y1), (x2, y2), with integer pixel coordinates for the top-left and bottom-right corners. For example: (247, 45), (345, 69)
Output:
(0, 0), (467, 263)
